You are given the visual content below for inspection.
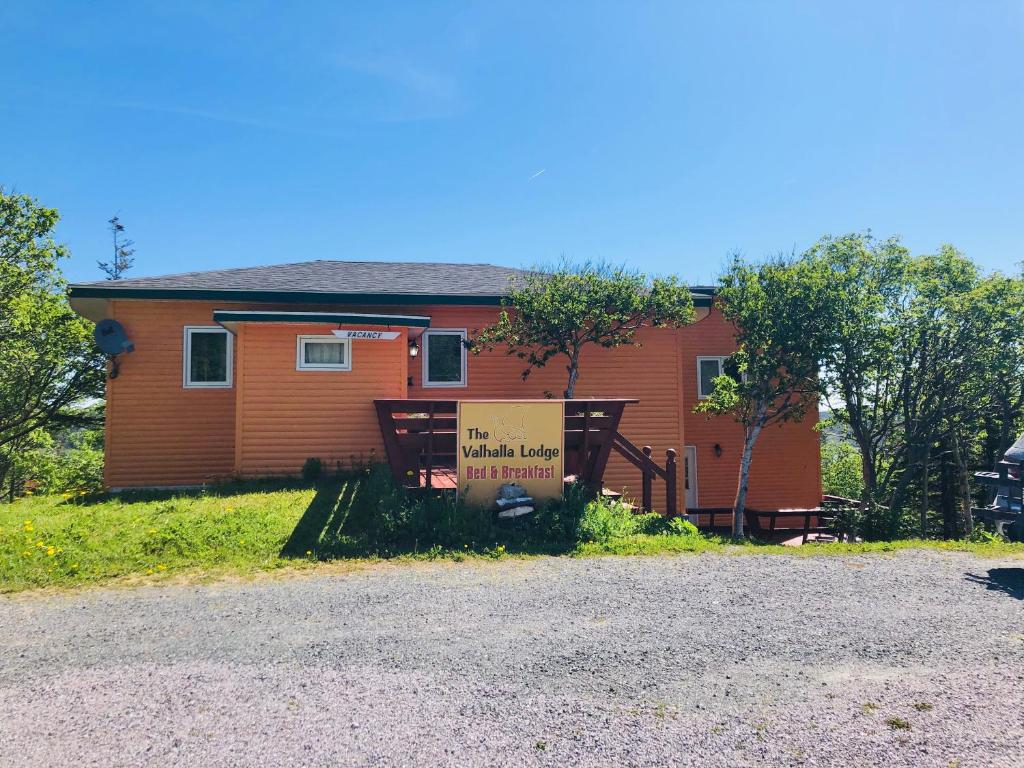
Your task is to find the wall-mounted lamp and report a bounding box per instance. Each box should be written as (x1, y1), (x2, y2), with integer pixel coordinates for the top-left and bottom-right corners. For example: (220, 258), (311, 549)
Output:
(408, 339), (420, 358)
(713, 443), (723, 458)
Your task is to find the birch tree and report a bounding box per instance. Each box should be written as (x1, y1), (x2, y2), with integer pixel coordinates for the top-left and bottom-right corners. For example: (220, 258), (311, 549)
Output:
(695, 254), (837, 538)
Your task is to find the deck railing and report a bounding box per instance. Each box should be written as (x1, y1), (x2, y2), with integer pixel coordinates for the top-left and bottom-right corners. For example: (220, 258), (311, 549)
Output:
(373, 398), (678, 514)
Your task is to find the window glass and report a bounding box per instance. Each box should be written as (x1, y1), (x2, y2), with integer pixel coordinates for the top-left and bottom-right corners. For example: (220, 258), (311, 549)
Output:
(698, 358), (723, 398)
(425, 331), (465, 385)
(304, 340), (347, 366)
(189, 330), (229, 385)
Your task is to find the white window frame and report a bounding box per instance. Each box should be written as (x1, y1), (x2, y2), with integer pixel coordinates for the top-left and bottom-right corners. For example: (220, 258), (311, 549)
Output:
(183, 326), (233, 389)
(697, 356), (727, 399)
(296, 335), (352, 372)
(421, 328), (468, 388)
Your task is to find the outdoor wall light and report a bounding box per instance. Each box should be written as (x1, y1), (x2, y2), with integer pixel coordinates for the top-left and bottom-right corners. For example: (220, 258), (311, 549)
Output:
(408, 340), (420, 358)
(714, 443), (723, 458)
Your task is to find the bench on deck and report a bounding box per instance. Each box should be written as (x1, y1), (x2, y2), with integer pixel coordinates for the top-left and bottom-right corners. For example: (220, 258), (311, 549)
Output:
(689, 506), (839, 544)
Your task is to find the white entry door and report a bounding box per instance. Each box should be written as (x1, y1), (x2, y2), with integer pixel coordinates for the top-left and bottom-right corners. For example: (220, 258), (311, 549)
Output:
(684, 445), (698, 514)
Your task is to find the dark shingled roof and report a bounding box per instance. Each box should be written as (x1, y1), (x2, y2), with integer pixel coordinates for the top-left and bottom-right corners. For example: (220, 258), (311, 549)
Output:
(70, 260), (530, 298)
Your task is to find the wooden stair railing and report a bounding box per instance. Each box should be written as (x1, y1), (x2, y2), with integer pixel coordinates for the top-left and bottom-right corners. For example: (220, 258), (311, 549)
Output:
(609, 431), (677, 515)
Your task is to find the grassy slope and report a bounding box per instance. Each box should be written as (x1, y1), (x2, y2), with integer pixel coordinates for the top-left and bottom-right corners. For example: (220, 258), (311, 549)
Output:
(3, 483), (1023, 593)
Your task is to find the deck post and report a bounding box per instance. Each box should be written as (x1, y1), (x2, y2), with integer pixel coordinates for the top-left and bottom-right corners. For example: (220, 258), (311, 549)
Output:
(425, 403), (435, 490)
(665, 449), (678, 516)
(641, 445), (653, 512)
(581, 404), (591, 483)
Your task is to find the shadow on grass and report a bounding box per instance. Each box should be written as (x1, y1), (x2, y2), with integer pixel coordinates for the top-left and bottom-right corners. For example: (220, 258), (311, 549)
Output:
(280, 481), (357, 557)
(965, 568), (1024, 600)
(279, 475), (580, 561)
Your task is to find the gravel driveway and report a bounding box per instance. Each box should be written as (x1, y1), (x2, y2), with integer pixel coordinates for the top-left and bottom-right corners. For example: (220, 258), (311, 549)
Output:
(1, 551), (1023, 767)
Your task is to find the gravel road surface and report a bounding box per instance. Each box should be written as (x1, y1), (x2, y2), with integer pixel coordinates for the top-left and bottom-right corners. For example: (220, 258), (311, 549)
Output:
(2, 551), (1023, 767)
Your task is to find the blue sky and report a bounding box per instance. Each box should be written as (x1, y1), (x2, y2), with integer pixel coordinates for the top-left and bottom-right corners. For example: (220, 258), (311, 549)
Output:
(2, 1), (1022, 284)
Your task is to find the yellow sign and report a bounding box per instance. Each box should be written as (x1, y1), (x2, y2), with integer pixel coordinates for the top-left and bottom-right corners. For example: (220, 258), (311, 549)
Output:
(457, 400), (565, 507)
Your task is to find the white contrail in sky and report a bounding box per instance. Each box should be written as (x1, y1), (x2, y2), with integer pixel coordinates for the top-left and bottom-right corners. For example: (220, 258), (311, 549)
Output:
(529, 169), (546, 180)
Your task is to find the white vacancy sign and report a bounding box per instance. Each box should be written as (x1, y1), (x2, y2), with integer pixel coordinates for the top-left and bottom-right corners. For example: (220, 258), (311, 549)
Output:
(332, 329), (401, 340)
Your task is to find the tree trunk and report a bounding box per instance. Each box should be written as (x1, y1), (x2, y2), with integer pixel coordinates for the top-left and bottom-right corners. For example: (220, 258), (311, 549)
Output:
(939, 439), (958, 539)
(950, 432), (974, 538)
(564, 356), (580, 399)
(919, 443), (931, 538)
(887, 459), (917, 540)
(733, 407), (766, 539)
(860, 450), (878, 506)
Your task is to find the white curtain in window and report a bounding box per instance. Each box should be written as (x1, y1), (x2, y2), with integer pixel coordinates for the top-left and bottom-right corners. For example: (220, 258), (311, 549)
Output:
(305, 341), (346, 365)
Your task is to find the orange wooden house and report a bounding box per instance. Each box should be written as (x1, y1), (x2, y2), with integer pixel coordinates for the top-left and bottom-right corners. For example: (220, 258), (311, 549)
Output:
(68, 260), (820, 513)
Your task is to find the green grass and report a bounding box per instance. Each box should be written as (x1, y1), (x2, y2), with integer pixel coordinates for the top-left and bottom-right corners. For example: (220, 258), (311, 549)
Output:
(2, 477), (1022, 594)
(1, 480), (322, 592)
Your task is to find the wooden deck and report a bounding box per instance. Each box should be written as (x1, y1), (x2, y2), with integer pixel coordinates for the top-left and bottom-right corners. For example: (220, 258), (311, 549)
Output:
(418, 467), (458, 490)
(375, 398), (678, 513)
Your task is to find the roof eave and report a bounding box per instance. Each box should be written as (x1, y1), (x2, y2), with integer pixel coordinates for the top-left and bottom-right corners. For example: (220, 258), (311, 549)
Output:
(67, 285), (506, 306)
(212, 310), (431, 334)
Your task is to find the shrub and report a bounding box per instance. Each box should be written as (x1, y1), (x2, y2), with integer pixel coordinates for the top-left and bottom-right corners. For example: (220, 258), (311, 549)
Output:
(301, 457), (324, 483)
(578, 496), (699, 543)
(1, 427), (104, 500)
(317, 467), (704, 557)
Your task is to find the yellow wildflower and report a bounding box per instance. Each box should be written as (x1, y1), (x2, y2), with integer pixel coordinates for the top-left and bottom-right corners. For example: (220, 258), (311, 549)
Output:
(46, 547), (56, 557)
(305, 550), (312, 556)
(36, 540), (44, 548)
(148, 529), (157, 534)
(157, 564), (167, 571)
(147, 568), (154, 575)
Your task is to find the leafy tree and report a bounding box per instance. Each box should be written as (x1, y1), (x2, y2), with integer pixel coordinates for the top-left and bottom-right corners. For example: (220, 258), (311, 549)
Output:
(472, 261), (695, 398)
(98, 214), (135, 280)
(0, 190), (104, 494)
(816, 234), (1023, 539)
(695, 254), (838, 537)
(821, 441), (864, 500)
(969, 274), (1024, 467)
(809, 233), (911, 536)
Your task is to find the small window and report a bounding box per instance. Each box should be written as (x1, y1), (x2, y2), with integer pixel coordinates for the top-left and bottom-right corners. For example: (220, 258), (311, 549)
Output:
(422, 329), (467, 387)
(697, 356), (726, 399)
(296, 336), (351, 371)
(184, 327), (232, 388)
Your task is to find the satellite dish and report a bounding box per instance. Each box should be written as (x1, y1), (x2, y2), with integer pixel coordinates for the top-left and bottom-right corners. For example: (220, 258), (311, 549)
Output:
(94, 319), (135, 356)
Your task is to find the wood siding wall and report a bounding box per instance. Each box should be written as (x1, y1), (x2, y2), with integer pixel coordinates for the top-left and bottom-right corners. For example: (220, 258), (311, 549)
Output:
(105, 301), (238, 487)
(234, 323), (406, 476)
(102, 299), (820, 512)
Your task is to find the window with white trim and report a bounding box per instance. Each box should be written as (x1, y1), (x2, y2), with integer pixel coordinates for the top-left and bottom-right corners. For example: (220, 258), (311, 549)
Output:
(184, 327), (233, 388)
(296, 335), (351, 371)
(697, 356), (727, 399)
(422, 329), (467, 387)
